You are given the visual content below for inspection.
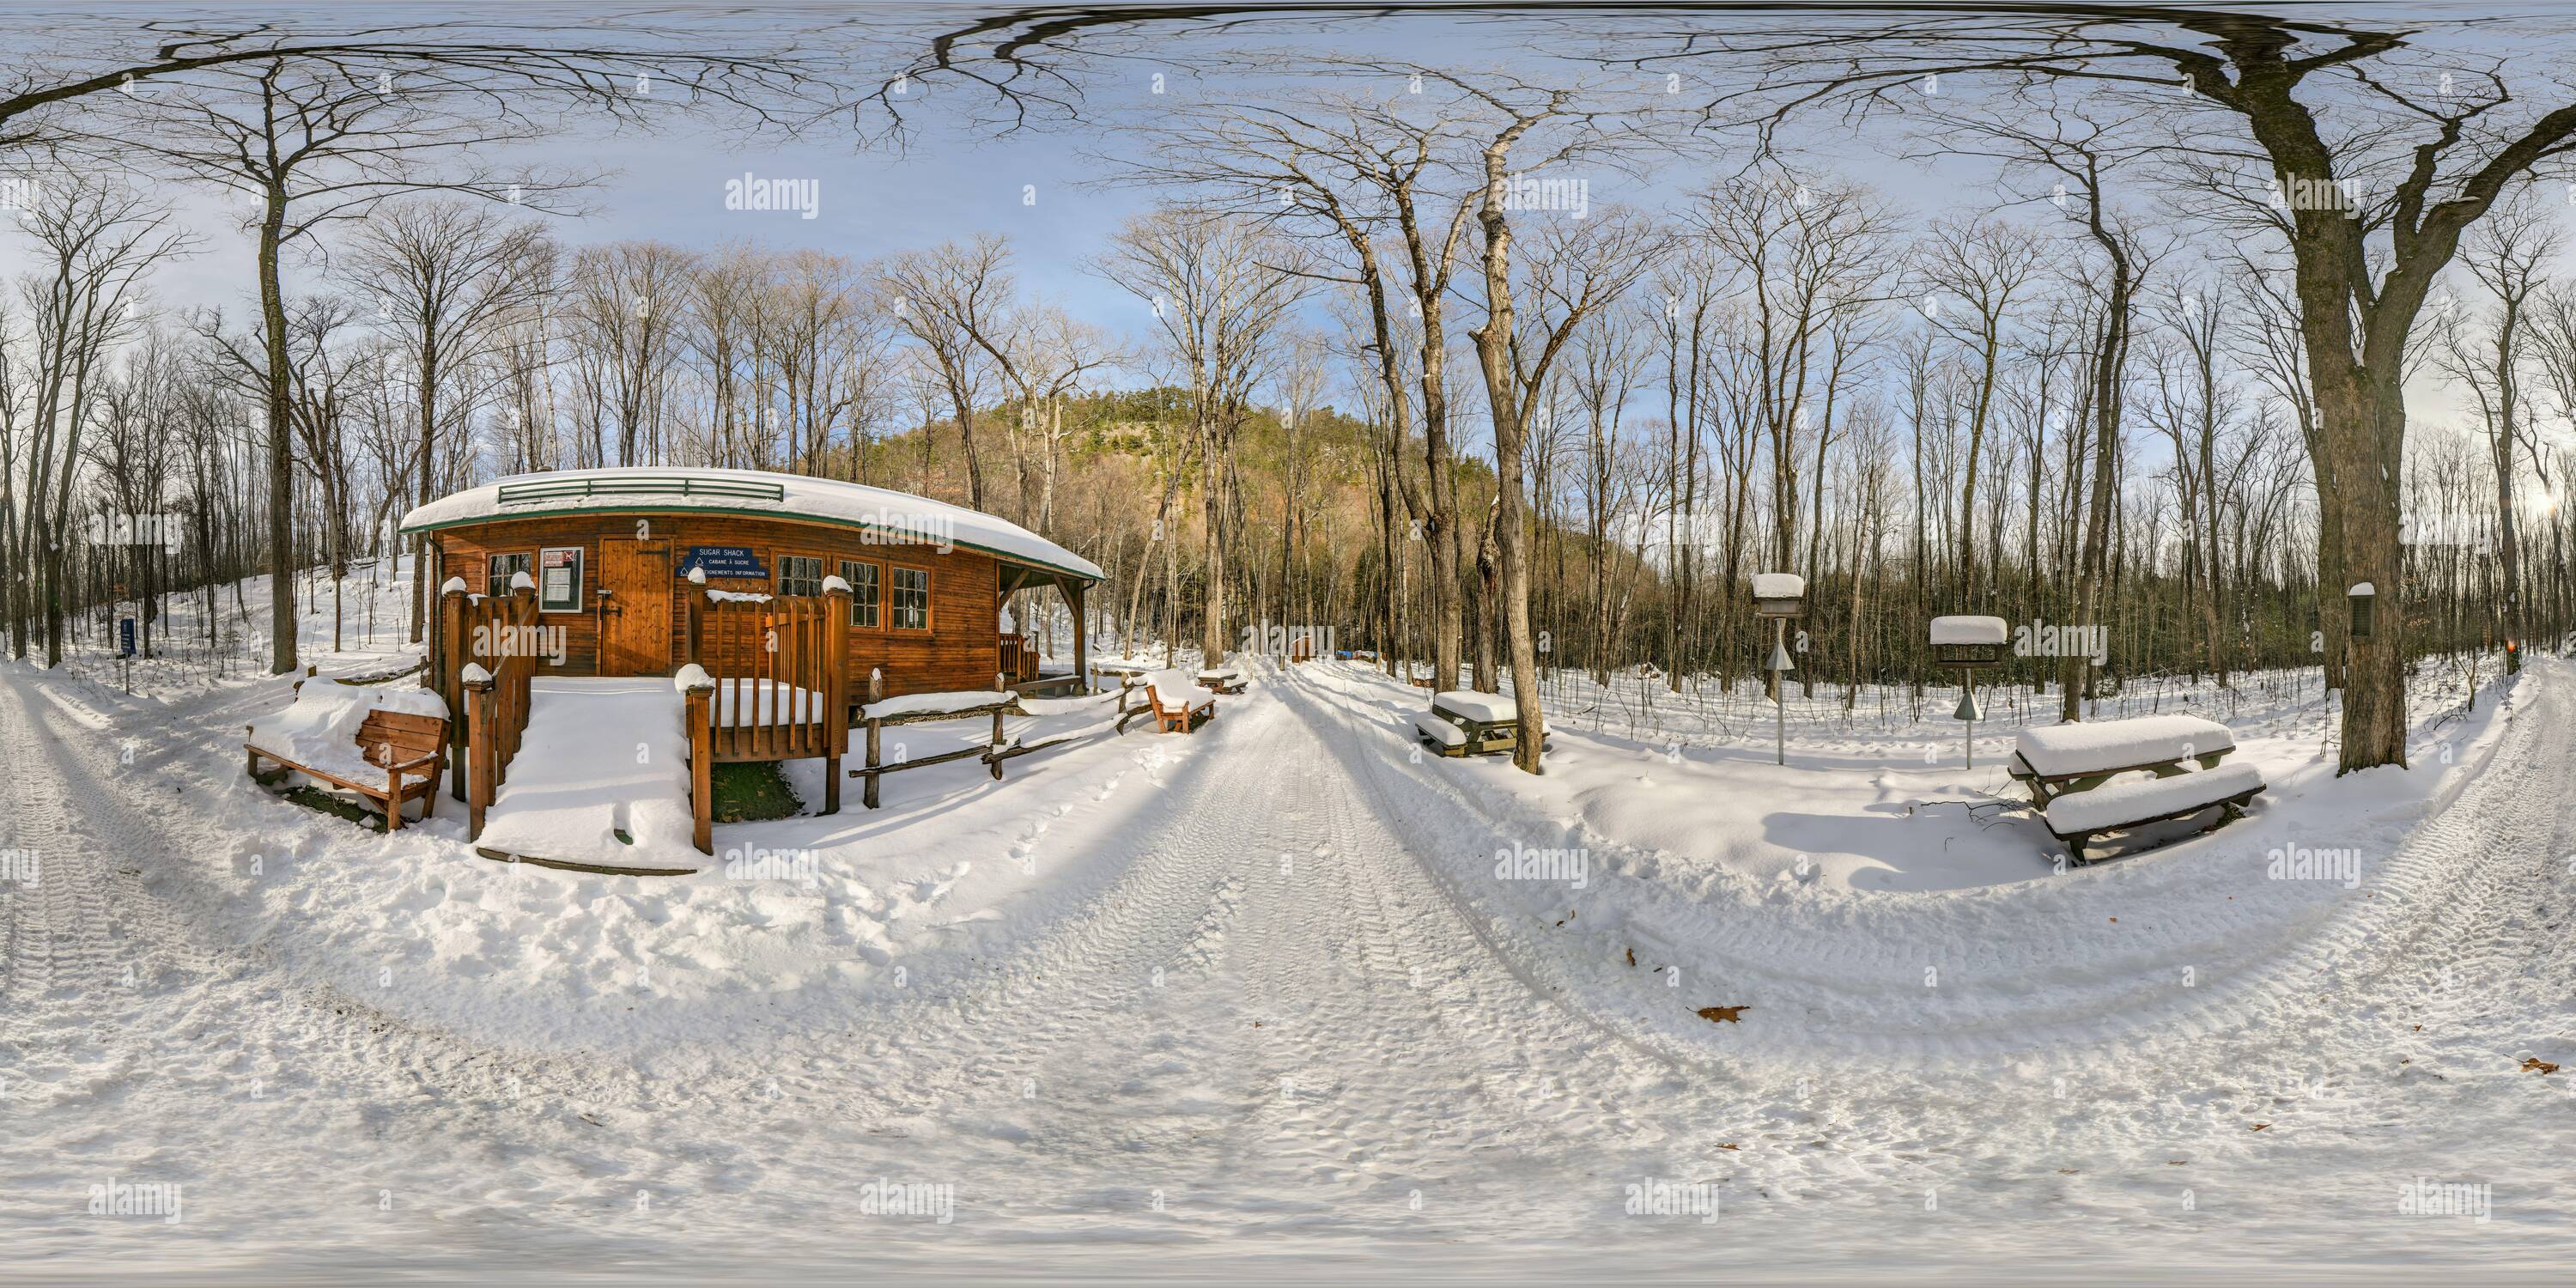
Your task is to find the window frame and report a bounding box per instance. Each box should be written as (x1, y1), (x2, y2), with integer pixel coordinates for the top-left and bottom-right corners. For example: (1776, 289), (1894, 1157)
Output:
(775, 553), (824, 599)
(837, 558), (883, 629)
(890, 563), (932, 632)
(486, 551), (532, 595)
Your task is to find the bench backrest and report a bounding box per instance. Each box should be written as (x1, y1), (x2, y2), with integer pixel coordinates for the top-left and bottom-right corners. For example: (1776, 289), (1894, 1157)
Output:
(357, 709), (447, 768)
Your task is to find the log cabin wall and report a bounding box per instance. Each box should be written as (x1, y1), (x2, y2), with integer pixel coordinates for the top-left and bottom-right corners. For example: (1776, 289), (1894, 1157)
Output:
(429, 512), (1007, 697)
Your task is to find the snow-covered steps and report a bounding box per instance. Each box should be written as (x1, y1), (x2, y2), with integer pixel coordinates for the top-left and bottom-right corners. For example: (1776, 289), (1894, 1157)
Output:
(475, 677), (702, 873)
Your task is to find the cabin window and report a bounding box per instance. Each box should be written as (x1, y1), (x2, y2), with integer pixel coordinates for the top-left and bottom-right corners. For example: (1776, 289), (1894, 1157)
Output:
(487, 552), (531, 593)
(776, 555), (823, 598)
(892, 567), (930, 630)
(839, 559), (881, 628)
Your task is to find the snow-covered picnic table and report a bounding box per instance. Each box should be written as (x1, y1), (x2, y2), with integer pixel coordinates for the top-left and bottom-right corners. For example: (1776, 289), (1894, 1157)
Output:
(1418, 690), (1540, 758)
(1196, 664), (1248, 694)
(2011, 714), (2235, 793)
(2009, 714), (2262, 864)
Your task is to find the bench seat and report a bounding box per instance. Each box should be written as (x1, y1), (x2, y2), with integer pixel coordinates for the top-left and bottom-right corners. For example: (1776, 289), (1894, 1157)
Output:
(2044, 762), (2264, 864)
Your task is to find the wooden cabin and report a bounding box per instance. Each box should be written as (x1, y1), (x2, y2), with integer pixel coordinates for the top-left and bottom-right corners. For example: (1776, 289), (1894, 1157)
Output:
(399, 468), (1103, 701)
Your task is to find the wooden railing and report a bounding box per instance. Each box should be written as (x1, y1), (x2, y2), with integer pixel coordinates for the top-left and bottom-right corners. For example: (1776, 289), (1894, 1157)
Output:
(999, 632), (1041, 684)
(678, 586), (851, 845)
(440, 581), (540, 838)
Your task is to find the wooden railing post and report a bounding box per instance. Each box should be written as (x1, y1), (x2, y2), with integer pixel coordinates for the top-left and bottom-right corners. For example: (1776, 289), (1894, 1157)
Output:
(823, 582), (851, 814)
(463, 667), (495, 838)
(683, 568), (705, 665)
(990, 671), (1008, 781)
(441, 580), (470, 801)
(863, 667), (883, 810)
(682, 670), (714, 855)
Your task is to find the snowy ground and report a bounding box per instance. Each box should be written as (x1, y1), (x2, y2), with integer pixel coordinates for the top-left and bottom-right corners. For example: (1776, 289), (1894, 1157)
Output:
(3, 568), (2573, 1283)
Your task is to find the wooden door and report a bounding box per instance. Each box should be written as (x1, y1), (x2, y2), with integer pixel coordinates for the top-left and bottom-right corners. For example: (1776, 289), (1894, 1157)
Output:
(598, 540), (672, 675)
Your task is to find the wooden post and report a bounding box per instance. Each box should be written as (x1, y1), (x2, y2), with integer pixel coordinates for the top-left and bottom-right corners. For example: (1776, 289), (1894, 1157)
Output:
(823, 583), (850, 814)
(863, 667), (883, 810)
(683, 675), (714, 855)
(990, 671), (1007, 780)
(1068, 580), (1090, 695)
(464, 670), (495, 838)
(445, 585), (471, 801)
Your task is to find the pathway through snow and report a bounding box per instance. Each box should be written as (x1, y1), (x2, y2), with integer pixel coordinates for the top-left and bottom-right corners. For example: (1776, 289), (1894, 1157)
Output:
(0, 661), (2571, 1279)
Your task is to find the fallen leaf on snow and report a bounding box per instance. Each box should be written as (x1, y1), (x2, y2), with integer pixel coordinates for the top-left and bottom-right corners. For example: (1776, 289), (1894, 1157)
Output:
(1697, 1005), (1751, 1024)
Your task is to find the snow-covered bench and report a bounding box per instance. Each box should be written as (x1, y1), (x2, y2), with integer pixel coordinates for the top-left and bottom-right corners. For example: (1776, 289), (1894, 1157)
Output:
(2044, 762), (2265, 866)
(246, 685), (452, 832)
(1146, 668), (1215, 732)
(1418, 690), (1539, 757)
(2008, 714), (2237, 805)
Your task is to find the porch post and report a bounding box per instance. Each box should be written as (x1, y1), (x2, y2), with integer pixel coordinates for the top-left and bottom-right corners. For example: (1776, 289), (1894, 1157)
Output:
(823, 581), (851, 814)
(1067, 577), (1090, 695)
(442, 581), (470, 802)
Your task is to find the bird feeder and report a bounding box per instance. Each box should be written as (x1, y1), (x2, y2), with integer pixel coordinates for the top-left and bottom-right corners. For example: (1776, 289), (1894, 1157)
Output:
(2347, 582), (2376, 641)
(1929, 615), (2009, 669)
(1753, 572), (1807, 619)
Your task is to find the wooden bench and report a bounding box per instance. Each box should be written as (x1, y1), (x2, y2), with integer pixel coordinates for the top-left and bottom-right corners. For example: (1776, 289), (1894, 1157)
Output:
(1146, 670), (1215, 732)
(246, 709), (449, 833)
(2044, 762), (2265, 866)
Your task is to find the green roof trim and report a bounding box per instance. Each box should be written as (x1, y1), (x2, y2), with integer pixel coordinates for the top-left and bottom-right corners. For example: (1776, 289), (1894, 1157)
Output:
(398, 501), (1103, 586)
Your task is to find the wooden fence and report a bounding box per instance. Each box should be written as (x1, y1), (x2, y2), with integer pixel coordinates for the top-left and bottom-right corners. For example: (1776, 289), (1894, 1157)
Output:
(679, 586), (853, 848)
(439, 582), (541, 838)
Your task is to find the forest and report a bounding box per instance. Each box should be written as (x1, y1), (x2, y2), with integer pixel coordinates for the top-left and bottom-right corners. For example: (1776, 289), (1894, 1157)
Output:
(6, 8), (2573, 778)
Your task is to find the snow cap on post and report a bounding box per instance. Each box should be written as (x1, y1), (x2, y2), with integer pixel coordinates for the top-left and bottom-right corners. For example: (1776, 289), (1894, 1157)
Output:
(459, 662), (493, 685)
(2348, 581), (2375, 597)
(674, 663), (714, 693)
(821, 574), (851, 595)
(1753, 572), (1806, 618)
(510, 570), (536, 592)
(1930, 614), (2010, 669)
(440, 576), (467, 596)
(688, 566), (708, 585)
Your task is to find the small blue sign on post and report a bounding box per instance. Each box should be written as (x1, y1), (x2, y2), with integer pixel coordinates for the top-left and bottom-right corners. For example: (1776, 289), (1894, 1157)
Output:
(118, 617), (137, 658)
(677, 546), (769, 580)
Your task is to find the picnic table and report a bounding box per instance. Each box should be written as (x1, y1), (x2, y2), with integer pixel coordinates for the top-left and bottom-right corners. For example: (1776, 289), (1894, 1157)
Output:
(1417, 690), (1541, 758)
(2009, 714), (2263, 865)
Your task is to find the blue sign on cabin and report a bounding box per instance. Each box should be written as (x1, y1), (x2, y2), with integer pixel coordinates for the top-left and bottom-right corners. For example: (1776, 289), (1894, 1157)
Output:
(118, 617), (136, 658)
(677, 546), (769, 580)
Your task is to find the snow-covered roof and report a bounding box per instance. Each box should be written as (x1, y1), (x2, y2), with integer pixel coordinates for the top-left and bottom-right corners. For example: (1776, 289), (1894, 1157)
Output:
(398, 466), (1103, 584)
(1929, 615), (2009, 646)
(1752, 573), (1806, 598)
(2349, 581), (2376, 597)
